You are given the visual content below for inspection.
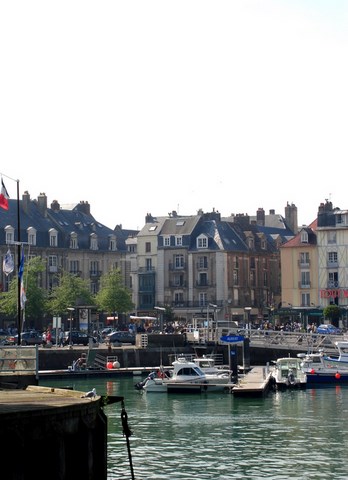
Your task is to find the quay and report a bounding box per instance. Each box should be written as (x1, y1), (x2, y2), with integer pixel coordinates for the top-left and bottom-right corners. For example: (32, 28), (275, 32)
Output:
(0, 385), (111, 480)
(232, 365), (273, 397)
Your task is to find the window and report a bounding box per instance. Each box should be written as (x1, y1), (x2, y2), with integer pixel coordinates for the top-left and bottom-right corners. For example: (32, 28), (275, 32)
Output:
(328, 272), (338, 288)
(109, 235), (116, 251)
(301, 271), (310, 288)
(300, 252), (310, 266)
(90, 261), (99, 275)
(70, 260), (79, 274)
(173, 274), (184, 286)
(70, 232), (78, 249)
(146, 242), (151, 253)
(233, 269), (239, 285)
(300, 230), (308, 243)
(328, 251), (338, 265)
(146, 258), (152, 271)
(197, 235), (208, 248)
(27, 227), (36, 246)
(174, 292), (184, 305)
(328, 231), (336, 244)
(49, 228), (58, 247)
(199, 272), (208, 286)
(48, 255), (58, 273)
(199, 292), (207, 307)
(163, 236), (170, 247)
(301, 293), (310, 307)
(174, 255), (184, 269)
(175, 236), (182, 246)
(5, 225), (14, 244)
(90, 233), (98, 250)
(198, 256), (208, 269)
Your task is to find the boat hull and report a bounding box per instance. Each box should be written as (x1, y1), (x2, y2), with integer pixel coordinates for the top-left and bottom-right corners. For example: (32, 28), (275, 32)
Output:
(306, 372), (348, 384)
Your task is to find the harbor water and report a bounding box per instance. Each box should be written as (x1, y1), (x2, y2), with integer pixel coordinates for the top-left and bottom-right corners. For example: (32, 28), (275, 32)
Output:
(39, 375), (348, 480)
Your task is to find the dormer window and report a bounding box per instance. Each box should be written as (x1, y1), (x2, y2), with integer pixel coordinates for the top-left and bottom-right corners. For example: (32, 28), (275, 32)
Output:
(175, 236), (183, 246)
(109, 234), (117, 251)
(4, 225), (14, 244)
(163, 236), (170, 247)
(300, 230), (308, 243)
(27, 226), (37, 246)
(197, 235), (208, 249)
(70, 231), (78, 249)
(90, 233), (98, 250)
(49, 228), (58, 247)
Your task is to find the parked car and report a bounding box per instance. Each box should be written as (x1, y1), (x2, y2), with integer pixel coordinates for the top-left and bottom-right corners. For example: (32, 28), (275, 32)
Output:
(106, 330), (136, 345)
(316, 324), (341, 335)
(5, 330), (43, 346)
(63, 330), (98, 346)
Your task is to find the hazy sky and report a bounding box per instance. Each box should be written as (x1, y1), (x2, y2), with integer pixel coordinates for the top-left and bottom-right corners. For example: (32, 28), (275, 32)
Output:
(1, 1), (347, 231)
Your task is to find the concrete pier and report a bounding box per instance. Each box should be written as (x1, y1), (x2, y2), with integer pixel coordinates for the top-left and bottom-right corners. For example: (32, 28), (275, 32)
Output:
(0, 385), (108, 480)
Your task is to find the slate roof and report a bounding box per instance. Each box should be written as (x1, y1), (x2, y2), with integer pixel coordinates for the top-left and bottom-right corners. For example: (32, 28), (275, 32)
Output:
(0, 197), (138, 253)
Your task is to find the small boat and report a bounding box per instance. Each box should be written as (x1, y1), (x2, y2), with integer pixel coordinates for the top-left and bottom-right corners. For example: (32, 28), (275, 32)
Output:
(134, 356), (233, 393)
(193, 355), (232, 378)
(298, 341), (348, 384)
(270, 357), (307, 389)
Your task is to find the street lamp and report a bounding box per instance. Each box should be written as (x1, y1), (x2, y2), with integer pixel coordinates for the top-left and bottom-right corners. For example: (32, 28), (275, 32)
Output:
(244, 307), (252, 337)
(208, 304), (217, 342)
(67, 307), (75, 347)
(154, 306), (165, 332)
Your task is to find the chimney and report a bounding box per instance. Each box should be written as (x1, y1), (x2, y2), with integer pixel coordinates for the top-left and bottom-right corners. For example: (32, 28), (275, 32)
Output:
(22, 191), (30, 214)
(77, 201), (91, 215)
(256, 208), (265, 226)
(51, 200), (60, 212)
(285, 202), (298, 234)
(37, 193), (48, 217)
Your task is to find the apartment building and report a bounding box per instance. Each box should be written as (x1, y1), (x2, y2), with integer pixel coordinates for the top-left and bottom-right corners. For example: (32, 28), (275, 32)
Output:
(135, 207), (295, 326)
(0, 192), (138, 329)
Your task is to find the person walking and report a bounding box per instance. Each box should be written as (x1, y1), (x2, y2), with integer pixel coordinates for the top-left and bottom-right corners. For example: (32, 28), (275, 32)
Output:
(58, 329), (64, 347)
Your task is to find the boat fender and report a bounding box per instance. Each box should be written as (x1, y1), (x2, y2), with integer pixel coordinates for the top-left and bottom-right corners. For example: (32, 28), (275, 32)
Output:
(335, 372), (341, 380)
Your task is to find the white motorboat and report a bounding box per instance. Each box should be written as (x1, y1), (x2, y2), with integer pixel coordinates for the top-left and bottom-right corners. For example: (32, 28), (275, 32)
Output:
(298, 341), (348, 384)
(271, 357), (307, 389)
(134, 356), (233, 393)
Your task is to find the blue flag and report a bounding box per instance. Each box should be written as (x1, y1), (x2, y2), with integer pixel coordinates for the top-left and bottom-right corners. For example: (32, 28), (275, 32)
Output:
(18, 248), (24, 280)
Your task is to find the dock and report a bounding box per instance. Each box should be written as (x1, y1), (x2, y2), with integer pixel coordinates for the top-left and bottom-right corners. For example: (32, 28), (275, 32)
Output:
(232, 365), (273, 397)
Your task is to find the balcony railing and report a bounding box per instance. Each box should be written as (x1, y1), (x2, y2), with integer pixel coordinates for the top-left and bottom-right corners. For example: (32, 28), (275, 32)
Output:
(327, 280), (339, 288)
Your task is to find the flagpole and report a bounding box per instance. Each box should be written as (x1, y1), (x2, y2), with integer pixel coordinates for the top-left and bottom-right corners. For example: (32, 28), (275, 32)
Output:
(16, 180), (21, 346)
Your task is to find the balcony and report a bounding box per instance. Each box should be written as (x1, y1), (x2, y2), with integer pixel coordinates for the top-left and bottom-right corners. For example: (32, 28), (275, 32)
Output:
(89, 270), (102, 277)
(169, 262), (186, 271)
(298, 260), (310, 268)
(327, 280), (339, 288)
(298, 281), (311, 289)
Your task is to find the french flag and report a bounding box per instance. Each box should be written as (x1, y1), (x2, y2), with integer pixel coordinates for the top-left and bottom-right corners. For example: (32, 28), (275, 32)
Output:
(0, 178), (9, 210)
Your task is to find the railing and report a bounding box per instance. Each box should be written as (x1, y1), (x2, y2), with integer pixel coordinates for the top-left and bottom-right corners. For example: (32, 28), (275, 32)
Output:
(0, 345), (39, 378)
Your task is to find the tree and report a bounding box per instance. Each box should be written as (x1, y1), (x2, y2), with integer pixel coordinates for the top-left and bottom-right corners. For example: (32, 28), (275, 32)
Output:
(323, 305), (340, 326)
(0, 256), (48, 324)
(95, 268), (134, 317)
(47, 272), (95, 316)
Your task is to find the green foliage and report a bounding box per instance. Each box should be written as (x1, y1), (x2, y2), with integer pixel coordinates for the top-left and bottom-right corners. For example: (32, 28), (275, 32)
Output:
(47, 272), (95, 315)
(95, 268), (134, 315)
(0, 256), (47, 321)
(323, 304), (340, 321)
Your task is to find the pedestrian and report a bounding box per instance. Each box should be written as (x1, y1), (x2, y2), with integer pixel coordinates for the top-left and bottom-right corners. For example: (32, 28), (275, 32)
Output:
(59, 329), (64, 347)
(46, 329), (52, 346)
(42, 330), (47, 347)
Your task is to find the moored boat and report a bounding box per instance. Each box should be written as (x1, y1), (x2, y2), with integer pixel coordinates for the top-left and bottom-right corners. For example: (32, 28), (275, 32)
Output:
(298, 341), (348, 384)
(270, 356), (307, 389)
(134, 356), (233, 393)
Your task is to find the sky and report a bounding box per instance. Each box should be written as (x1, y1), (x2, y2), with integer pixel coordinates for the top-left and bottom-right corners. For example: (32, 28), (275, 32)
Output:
(1, 1), (348, 231)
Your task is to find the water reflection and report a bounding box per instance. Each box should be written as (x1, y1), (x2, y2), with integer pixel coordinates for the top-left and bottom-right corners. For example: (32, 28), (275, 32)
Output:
(40, 376), (348, 479)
